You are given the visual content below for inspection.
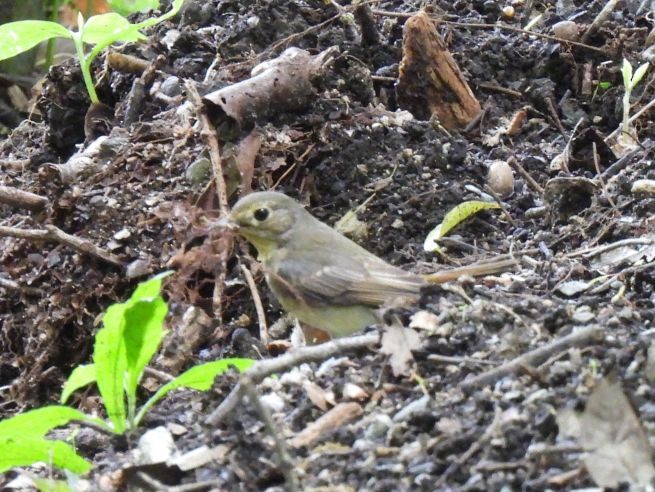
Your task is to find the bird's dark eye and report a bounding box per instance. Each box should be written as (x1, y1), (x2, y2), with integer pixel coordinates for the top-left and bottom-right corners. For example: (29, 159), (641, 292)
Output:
(253, 208), (269, 221)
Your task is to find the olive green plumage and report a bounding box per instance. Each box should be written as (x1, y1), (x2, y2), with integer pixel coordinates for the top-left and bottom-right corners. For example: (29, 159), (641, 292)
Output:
(227, 191), (424, 338)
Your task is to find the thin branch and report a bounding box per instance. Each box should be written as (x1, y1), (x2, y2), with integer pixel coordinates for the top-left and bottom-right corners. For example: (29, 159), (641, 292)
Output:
(240, 263), (269, 344)
(459, 325), (604, 392)
(567, 237), (655, 259)
(507, 156), (544, 195)
(0, 224), (124, 267)
(0, 276), (43, 295)
(185, 81), (228, 215)
(242, 376), (298, 491)
(185, 80), (232, 321)
(206, 333), (380, 425)
(580, 0), (619, 44)
(370, 10), (607, 54)
(605, 97), (655, 142)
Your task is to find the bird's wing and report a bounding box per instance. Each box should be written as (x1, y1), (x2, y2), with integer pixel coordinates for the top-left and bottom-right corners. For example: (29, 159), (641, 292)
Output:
(268, 252), (424, 307)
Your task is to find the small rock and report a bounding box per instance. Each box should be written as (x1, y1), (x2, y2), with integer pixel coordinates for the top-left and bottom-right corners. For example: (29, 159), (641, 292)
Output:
(137, 426), (176, 464)
(486, 160), (514, 198)
(501, 6), (515, 20)
(126, 257), (152, 279)
(260, 392), (285, 413)
(572, 306), (595, 324)
(343, 383), (369, 401)
(632, 179), (655, 195)
(552, 20), (580, 41)
(113, 228), (131, 240)
(185, 157), (212, 184)
(365, 414), (393, 440)
(160, 76), (182, 97)
(393, 395), (431, 422)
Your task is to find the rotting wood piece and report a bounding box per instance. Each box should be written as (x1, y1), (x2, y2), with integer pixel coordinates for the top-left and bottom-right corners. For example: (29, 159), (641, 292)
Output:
(203, 46), (337, 140)
(396, 11), (481, 128)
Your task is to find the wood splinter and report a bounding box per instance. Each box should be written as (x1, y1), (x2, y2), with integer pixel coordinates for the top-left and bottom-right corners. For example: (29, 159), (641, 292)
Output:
(396, 11), (481, 129)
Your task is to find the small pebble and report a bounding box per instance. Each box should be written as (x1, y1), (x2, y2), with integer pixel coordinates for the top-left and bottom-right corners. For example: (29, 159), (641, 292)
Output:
(486, 160), (514, 198)
(552, 20), (580, 42)
(114, 228), (131, 240)
(632, 179), (655, 195)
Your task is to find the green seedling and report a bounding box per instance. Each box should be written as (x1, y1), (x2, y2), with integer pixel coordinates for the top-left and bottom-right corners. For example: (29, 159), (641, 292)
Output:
(0, 273), (253, 477)
(61, 273), (254, 433)
(0, 0), (184, 103)
(620, 58), (649, 139)
(423, 200), (502, 254)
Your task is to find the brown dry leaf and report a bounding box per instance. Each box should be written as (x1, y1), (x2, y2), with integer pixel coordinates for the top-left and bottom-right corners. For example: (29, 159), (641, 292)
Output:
(572, 378), (655, 488)
(380, 321), (424, 377)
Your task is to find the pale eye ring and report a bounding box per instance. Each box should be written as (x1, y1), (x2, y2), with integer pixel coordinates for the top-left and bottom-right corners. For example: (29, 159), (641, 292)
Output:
(253, 208), (269, 221)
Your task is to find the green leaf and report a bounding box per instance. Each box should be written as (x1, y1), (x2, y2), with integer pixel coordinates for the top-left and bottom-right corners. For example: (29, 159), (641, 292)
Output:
(94, 302), (128, 433)
(130, 271), (172, 302)
(632, 62), (650, 87)
(33, 477), (74, 492)
(622, 58), (633, 89)
(82, 13), (146, 45)
(0, 20), (72, 62)
(136, 0), (185, 29)
(0, 406), (87, 438)
(61, 364), (97, 404)
(108, 0), (159, 16)
(134, 358), (254, 427)
(424, 200), (501, 252)
(123, 297), (168, 403)
(0, 436), (90, 474)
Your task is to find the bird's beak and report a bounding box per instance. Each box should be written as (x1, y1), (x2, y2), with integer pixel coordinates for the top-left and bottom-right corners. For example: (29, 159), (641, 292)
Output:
(213, 215), (239, 231)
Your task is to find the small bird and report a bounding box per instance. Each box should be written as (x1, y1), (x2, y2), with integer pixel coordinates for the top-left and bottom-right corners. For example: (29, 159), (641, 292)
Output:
(224, 191), (512, 339)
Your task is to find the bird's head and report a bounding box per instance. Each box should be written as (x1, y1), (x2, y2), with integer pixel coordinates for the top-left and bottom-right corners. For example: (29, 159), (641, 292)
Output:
(224, 191), (303, 259)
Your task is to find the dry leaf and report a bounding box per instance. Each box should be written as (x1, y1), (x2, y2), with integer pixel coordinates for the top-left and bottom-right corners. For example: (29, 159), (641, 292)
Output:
(560, 378), (655, 488)
(380, 321), (424, 377)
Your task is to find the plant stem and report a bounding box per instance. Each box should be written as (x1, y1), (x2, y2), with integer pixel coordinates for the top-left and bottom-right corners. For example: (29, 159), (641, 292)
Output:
(622, 88), (631, 136)
(72, 35), (98, 103)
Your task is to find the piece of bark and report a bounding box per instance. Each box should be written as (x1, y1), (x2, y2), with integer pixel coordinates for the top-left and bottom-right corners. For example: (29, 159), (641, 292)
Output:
(396, 11), (481, 128)
(203, 46), (337, 140)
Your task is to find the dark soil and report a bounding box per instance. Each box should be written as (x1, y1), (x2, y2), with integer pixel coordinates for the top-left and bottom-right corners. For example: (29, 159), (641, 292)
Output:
(2, 0), (655, 490)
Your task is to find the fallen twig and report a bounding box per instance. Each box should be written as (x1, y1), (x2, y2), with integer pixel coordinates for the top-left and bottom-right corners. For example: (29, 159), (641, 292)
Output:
(0, 224), (124, 267)
(240, 263), (269, 344)
(186, 81), (232, 321)
(0, 276), (43, 295)
(289, 401), (363, 448)
(370, 10), (607, 54)
(507, 156), (544, 195)
(459, 325), (604, 392)
(435, 407), (502, 486)
(0, 185), (48, 211)
(580, 0), (619, 44)
(242, 376), (298, 490)
(206, 333), (379, 425)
